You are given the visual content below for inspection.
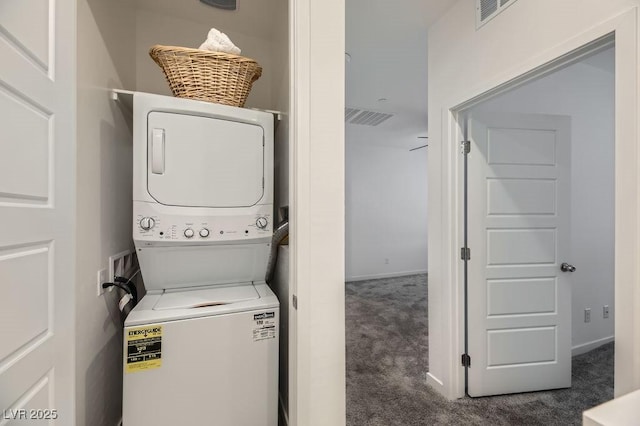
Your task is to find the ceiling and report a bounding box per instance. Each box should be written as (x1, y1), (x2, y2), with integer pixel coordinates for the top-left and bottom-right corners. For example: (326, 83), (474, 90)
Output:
(346, 0), (456, 149)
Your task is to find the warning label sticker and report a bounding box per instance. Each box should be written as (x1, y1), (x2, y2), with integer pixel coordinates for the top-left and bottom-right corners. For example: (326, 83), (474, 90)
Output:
(253, 311), (277, 342)
(126, 325), (162, 373)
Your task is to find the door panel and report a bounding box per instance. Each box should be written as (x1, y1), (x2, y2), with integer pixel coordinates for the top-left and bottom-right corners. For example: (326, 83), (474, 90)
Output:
(487, 178), (556, 215)
(0, 245), (50, 363)
(467, 113), (571, 397)
(487, 278), (556, 316)
(487, 229), (556, 265)
(0, 87), (50, 203)
(0, 0), (50, 71)
(487, 128), (557, 165)
(0, 0), (74, 421)
(147, 112), (265, 208)
(487, 327), (556, 366)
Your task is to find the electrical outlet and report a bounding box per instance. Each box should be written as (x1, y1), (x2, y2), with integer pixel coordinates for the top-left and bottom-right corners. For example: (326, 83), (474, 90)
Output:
(97, 268), (107, 296)
(109, 249), (133, 281)
(384, 258), (389, 265)
(584, 308), (591, 323)
(603, 305), (610, 319)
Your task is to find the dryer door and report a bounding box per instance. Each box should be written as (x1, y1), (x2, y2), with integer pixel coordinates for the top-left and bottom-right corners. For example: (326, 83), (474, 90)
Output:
(147, 112), (265, 207)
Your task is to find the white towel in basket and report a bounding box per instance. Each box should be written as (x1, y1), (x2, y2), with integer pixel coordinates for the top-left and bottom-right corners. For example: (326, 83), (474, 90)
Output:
(198, 28), (241, 55)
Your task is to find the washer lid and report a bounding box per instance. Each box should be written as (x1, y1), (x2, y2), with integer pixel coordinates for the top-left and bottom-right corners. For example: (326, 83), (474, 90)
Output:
(136, 242), (270, 292)
(153, 283), (259, 310)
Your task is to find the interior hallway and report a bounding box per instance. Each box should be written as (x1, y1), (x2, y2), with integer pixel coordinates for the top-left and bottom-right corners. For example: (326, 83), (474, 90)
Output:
(345, 275), (614, 426)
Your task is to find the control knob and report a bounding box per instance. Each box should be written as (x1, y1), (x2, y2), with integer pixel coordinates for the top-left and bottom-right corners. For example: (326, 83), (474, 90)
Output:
(256, 217), (269, 229)
(184, 228), (195, 238)
(199, 228), (210, 238)
(140, 217), (155, 230)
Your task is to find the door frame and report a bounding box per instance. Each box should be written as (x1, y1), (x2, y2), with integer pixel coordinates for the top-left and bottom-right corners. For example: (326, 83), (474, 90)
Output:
(290, 0), (346, 424)
(440, 9), (640, 399)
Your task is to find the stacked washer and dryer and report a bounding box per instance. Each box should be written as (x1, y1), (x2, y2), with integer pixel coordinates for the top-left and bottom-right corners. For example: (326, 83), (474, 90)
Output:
(122, 92), (279, 426)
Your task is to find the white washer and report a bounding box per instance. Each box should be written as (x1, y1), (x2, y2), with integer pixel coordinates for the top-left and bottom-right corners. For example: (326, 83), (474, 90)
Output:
(123, 92), (278, 426)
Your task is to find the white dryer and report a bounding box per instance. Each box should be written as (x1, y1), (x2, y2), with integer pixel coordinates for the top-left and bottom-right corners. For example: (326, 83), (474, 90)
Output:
(123, 92), (278, 426)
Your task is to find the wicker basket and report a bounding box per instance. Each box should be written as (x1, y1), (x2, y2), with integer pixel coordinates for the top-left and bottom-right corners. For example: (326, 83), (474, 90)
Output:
(149, 45), (262, 107)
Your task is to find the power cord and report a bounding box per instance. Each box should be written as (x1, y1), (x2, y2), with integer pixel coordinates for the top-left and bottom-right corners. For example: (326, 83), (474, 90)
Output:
(102, 281), (134, 299)
(101, 268), (141, 316)
(113, 269), (140, 304)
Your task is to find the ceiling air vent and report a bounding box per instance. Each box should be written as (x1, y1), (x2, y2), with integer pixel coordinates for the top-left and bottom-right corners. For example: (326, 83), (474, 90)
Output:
(345, 108), (393, 126)
(476, 0), (518, 29)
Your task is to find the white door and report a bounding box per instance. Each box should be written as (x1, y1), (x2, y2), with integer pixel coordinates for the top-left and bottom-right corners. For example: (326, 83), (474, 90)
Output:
(0, 0), (75, 422)
(467, 112), (572, 397)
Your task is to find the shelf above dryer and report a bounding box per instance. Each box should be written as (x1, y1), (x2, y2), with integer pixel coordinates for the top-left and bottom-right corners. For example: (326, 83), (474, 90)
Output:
(111, 89), (284, 122)
(111, 89), (135, 110)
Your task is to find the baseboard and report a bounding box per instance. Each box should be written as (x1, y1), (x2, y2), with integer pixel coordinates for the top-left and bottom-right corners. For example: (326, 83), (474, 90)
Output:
(346, 269), (428, 282)
(572, 335), (614, 356)
(426, 372), (444, 392)
(278, 393), (288, 426)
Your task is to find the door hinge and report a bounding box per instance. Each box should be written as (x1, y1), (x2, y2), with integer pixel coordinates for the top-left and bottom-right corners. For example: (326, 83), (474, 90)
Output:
(461, 247), (471, 261)
(262, 177), (265, 189)
(461, 353), (471, 367)
(461, 140), (471, 154)
(292, 294), (298, 310)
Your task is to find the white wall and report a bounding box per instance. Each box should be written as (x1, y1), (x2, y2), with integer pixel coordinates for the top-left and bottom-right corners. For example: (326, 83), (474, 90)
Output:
(475, 52), (615, 353)
(134, 8), (275, 110)
(427, 0), (640, 399)
(345, 128), (428, 281)
(76, 0), (136, 424)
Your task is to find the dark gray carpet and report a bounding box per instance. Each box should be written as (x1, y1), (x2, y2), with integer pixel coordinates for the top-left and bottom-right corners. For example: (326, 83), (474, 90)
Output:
(346, 274), (614, 426)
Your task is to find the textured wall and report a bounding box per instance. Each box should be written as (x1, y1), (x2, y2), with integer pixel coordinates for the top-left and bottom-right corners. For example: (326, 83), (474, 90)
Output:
(76, 0), (136, 424)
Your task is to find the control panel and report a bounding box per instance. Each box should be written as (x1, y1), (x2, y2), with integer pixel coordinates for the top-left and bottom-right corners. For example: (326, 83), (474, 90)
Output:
(133, 203), (272, 244)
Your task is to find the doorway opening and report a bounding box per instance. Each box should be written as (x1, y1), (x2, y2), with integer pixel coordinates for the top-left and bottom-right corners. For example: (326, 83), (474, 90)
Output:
(343, 1), (433, 424)
(344, 36), (617, 426)
(457, 42), (615, 412)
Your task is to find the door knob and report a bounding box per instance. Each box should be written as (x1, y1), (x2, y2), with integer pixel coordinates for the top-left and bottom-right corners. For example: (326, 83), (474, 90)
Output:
(560, 262), (576, 272)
